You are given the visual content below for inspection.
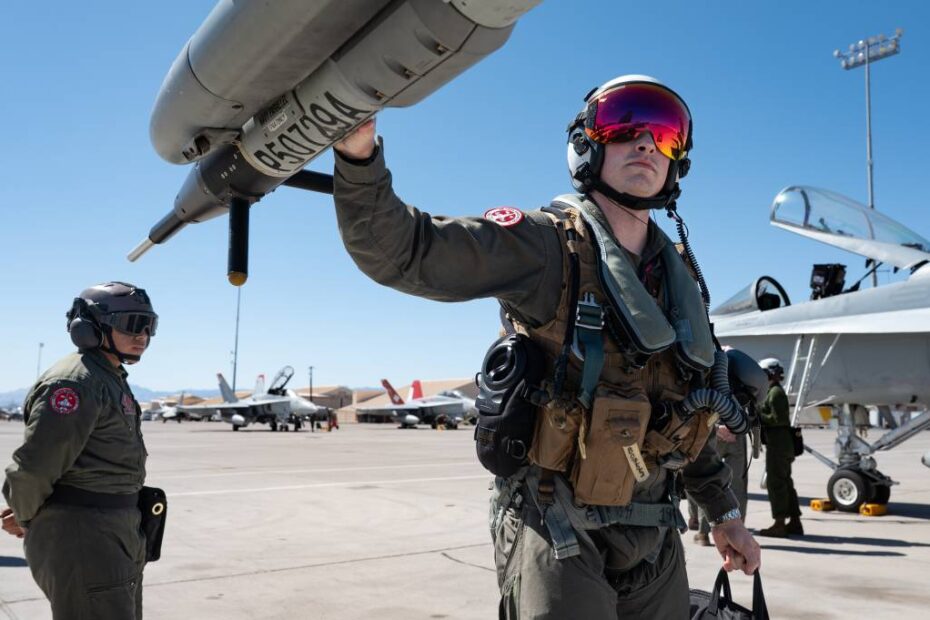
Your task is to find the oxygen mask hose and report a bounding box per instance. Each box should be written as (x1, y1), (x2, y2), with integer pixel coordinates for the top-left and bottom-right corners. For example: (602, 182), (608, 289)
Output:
(675, 350), (749, 435)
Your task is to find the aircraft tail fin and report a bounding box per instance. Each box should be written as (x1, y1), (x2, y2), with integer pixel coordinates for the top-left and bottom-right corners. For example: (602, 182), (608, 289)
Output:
(254, 374), (266, 396)
(410, 380), (423, 401)
(381, 379), (405, 405)
(218, 373), (238, 403)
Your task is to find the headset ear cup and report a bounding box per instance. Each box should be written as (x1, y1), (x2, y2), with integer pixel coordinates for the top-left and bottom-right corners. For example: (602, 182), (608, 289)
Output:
(678, 157), (691, 179)
(69, 318), (102, 349)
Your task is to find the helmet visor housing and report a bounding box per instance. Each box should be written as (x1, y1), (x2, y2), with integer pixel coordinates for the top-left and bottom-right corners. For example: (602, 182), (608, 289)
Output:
(585, 83), (691, 161)
(99, 312), (158, 337)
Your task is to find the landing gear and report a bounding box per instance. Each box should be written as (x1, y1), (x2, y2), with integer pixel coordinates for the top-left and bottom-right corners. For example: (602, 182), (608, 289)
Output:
(827, 469), (869, 512)
(232, 425), (241, 431)
(870, 483), (891, 505)
(826, 466), (893, 512)
(270, 421), (278, 432)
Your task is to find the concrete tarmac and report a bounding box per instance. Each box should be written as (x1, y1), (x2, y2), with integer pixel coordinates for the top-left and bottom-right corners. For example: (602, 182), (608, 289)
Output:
(1, 422), (928, 619)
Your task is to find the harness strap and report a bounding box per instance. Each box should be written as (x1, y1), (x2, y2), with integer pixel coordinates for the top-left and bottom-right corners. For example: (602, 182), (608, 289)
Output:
(573, 293), (606, 410)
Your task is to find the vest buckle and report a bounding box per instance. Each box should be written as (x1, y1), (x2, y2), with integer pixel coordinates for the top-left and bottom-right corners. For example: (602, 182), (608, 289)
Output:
(571, 293), (605, 361)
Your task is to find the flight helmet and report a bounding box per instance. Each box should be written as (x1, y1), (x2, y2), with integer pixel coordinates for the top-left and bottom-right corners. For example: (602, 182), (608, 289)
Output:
(66, 282), (157, 363)
(567, 75), (692, 211)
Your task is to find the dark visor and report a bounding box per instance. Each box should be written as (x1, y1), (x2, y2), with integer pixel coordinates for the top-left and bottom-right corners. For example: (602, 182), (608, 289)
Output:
(101, 312), (158, 337)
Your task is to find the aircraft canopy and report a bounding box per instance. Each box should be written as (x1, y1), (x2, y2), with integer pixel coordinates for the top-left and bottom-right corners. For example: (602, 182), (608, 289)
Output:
(771, 186), (930, 270)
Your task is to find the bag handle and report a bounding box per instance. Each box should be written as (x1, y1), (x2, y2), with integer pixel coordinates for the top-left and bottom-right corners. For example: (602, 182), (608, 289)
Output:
(752, 569), (770, 620)
(710, 568), (770, 620)
(709, 567), (733, 613)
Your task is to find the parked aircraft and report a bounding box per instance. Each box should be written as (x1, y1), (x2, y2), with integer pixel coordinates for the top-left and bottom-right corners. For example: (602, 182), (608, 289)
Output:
(712, 185), (930, 511)
(0, 407), (24, 422)
(357, 379), (476, 429)
(145, 394), (210, 423)
(177, 366), (330, 431)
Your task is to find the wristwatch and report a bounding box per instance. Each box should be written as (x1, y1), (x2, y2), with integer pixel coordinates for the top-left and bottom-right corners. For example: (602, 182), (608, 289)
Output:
(709, 508), (742, 526)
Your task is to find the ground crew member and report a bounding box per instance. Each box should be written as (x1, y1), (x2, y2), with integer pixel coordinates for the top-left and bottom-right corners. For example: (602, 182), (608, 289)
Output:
(1, 282), (157, 619)
(688, 424), (749, 546)
(758, 358), (803, 537)
(333, 75), (760, 618)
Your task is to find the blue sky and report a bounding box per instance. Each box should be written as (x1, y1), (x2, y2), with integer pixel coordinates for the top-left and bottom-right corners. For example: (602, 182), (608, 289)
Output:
(1, 1), (928, 393)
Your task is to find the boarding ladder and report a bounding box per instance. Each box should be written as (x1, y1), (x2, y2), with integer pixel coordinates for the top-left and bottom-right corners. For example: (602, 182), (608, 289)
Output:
(783, 334), (841, 426)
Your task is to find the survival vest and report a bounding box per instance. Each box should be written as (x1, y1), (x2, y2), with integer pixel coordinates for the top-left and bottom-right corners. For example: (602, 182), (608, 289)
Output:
(510, 195), (718, 506)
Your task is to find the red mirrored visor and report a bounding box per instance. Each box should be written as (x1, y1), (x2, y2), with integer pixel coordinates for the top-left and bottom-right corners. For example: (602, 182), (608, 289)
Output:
(101, 312), (158, 337)
(585, 83), (691, 160)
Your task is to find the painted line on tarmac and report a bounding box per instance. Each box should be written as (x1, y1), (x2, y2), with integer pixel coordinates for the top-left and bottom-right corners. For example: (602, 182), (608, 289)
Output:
(143, 542), (492, 590)
(153, 460), (477, 481)
(170, 474), (491, 497)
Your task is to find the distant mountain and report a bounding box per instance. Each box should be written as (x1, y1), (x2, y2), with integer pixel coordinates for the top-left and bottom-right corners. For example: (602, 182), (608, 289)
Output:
(0, 386), (219, 408)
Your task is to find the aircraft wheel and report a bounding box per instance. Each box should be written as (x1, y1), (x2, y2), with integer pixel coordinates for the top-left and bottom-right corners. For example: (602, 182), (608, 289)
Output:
(282, 424), (289, 432)
(232, 425), (240, 432)
(270, 422), (278, 432)
(870, 484), (891, 505)
(827, 469), (869, 512)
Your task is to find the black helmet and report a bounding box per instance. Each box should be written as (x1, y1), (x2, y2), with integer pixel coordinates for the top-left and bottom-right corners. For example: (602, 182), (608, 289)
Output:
(725, 349), (770, 406)
(66, 282), (157, 361)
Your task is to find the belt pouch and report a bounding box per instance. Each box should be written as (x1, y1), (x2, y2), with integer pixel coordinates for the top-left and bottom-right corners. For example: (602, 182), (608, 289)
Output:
(571, 391), (650, 506)
(528, 401), (582, 472)
(138, 486), (167, 562)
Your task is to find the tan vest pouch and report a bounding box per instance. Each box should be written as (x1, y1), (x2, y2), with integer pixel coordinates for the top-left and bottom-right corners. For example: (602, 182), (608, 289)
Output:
(570, 390), (650, 506)
(652, 410), (719, 463)
(680, 411), (718, 461)
(528, 401), (582, 472)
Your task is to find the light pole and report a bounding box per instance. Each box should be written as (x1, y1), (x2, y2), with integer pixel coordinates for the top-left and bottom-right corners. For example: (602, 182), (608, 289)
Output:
(833, 28), (903, 287)
(232, 287), (241, 392)
(36, 342), (44, 381)
(308, 366), (314, 402)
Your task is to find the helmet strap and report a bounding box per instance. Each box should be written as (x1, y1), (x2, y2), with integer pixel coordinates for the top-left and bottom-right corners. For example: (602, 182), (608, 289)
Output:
(100, 326), (141, 365)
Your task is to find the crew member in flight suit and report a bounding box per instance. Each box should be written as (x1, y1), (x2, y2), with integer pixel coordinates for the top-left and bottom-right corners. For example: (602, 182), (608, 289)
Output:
(2, 282), (157, 620)
(332, 75), (761, 618)
(758, 358), (803, 538)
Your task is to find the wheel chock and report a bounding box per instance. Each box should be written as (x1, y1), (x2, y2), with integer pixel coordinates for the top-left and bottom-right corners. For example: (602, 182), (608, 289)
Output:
(810, 498), (834, 511)
(860, 503), (887, 517)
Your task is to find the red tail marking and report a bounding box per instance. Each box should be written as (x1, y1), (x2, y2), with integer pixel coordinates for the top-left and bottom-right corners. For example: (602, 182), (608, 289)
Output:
(381, 379), (404, 405)
(410, 380), (423, 401)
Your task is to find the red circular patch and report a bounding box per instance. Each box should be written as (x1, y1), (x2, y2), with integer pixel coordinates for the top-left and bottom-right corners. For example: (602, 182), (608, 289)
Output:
(50, 387), (80, 415)
(484, 206), (524, 227)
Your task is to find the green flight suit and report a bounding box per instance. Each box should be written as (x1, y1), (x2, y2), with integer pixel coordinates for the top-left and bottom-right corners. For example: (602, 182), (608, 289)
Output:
(3, 349), (147, 620)
(333, 143), (738, 619)
(761, 384), (800, 520)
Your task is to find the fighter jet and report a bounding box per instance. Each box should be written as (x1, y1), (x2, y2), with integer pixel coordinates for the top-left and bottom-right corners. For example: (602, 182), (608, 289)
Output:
(0, 407), (24, 422)
(356, 379), (476, 429)
(178, 366), (330, 431)
(712, 186), (930, 511)
(148, 394), (210, 423)
(129, 0), (542, 285)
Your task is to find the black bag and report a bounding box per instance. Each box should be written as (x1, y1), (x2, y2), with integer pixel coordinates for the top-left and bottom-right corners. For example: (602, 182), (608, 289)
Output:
(137, 486), (167, 562)
(690, 568), (769, 620)
(474, 334), (545, 478)
(791, 426), (804, 457)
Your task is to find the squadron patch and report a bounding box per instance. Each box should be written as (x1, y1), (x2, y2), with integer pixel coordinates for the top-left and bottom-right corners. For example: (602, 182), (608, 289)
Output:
(50, 387), (80, 415)
(484, 206), (524, 227)
(122, 394), (136, 416)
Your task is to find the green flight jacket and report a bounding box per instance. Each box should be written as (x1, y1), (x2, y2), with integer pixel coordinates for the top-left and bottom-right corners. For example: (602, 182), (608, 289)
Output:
(761, 384), (791, 428)
(333, 142), (738, 521)
(3, 349), (147, 524)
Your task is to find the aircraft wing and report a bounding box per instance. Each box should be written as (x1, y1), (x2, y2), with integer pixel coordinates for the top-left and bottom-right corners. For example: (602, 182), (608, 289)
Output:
(716, 306), (930, 337)
(772, 186), (930, 270)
